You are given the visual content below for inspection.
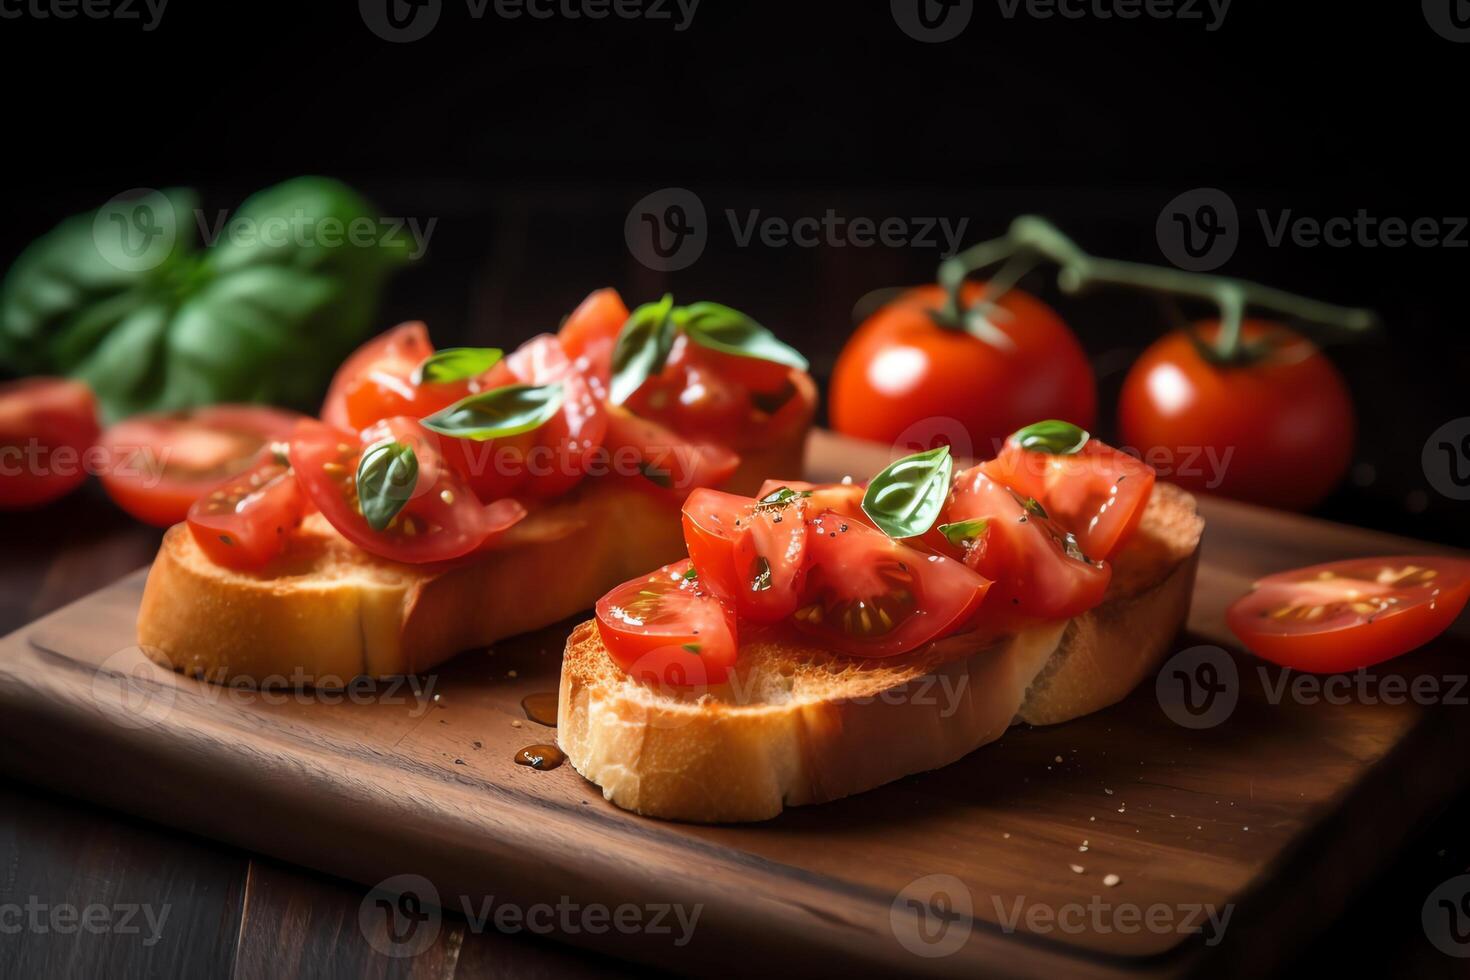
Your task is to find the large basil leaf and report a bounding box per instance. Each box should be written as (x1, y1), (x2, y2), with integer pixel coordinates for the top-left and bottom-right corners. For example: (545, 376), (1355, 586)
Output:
(420, 383), (565, 441)
(861, 446), (954, 539)
(0, 178), (410, 422)
(680, 302), (808, 371)
(609, 294), (676, 406)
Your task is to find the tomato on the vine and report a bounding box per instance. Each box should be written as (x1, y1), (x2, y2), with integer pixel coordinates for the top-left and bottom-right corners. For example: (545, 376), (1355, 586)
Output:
(830, 283), (1095, 456)
(1119, 320), (1354, 510)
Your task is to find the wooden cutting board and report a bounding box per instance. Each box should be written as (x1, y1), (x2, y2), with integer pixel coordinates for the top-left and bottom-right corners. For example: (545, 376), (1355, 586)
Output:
(1, 431), (1467, 978)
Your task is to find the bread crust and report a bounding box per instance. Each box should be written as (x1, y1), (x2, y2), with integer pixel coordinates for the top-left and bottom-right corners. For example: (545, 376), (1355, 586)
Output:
(558, 482), (1204, 822)
(136, 387), (812, 685)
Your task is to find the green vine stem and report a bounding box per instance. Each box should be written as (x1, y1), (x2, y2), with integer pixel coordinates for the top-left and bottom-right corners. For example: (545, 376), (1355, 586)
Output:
(936, 215), (1379, 364)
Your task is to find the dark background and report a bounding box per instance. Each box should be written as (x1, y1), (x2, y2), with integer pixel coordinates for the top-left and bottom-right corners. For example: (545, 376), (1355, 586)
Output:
(2, 0), (1467, 544)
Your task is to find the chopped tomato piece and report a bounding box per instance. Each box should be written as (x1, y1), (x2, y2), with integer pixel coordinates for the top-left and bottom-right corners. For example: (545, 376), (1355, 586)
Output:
(1227, 557), (1470, 673)
(945, 465), (1111, 623)
(97, 405), (302, 526)
(290, 418), (523, 564)
(792, 511), (990, 657)
(322, 322), (478, 431)
(0, 377), (99, 509)
(982, 434), (1154, 560)
(681, 487), (808, 623)
(595, 559), (738, 686)
(557, 287), (630, 390)
(604, 408), (740, 499)
(187, 451), (306, 570)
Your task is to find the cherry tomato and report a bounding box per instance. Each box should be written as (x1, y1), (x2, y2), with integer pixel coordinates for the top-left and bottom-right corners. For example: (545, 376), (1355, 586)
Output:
(290, 418), (524, 564)
(0, 378), (100, 509)
(627, 334), (787, 446)
(981, 432), (1155, 560)
(1119, 320), (1354, 510)
(321, 322), (477, 432)
(945, 464), (1111, 623)
(1227, 557), (1470, 673)
(681, 488), (809, 624)
(830, 284), (1096, 456)
(186, 451), (306, 570)
(595, 559), (739, 686)
(604, 408), (740, 500)
(97, 405), (303, 526)
(557, 287), (630, 388)
(792, 511), (991, 657)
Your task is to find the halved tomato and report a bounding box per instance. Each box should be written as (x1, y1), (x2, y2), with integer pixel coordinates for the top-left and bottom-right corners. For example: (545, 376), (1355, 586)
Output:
(626, 334), (787, 446)
(557, 287), (630, 390)
(604, 408), (740, 499)
(595, 559), (739, 686)
(681, 487), (808, 623)
(1227, 557), (1470, 673)
(187, 451), (306, 570)
(981, 432), (1155, 561)
(321, 322), (479, 432)
(945, 465), (1111, 623)
(792, 511), (990, 657)
(97, 405), (303, 526)
(290, 417), (524, 564)
(0, 377), (100, 509)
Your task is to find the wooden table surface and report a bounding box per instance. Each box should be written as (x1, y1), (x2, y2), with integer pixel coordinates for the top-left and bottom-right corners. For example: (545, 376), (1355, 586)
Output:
(2, 482), (1468, 979)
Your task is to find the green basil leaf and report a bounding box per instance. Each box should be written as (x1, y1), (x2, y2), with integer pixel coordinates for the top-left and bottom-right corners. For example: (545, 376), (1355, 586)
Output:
(412, 347), (503, 385)
(861, 446), (954, 539)
(609, 294), (676, 406)
(0, 178), (410, 423)
(679, 301), (809, 371)
(937, 518), (989, 548)
(357, 439), (419, 532)
(420, 382), (564, 441)
(1013, 419), (1090, 455)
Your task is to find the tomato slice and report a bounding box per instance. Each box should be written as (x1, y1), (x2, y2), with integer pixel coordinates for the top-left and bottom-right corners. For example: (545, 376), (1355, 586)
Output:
(557, 287), (630, 389)
(97, 405), (303, 527)
(187, 451), (306, 570)
(0, 377), (100, 509)
(290, 417), (524, 563)
(792, 511), (990, 657)
(595, 559), (739, 686)
(1227, 557), (1470, 673)
(945, 465), (1111, 623)
(604, 408), (740, 499)
(982, 435), (1155, 560)
(681, 488), (808, 623)
(321, 322), (478, 432)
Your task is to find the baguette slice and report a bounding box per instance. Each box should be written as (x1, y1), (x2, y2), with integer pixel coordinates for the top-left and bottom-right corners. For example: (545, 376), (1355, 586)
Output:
(136, 401), (811, 685)
(558, 482), (1204, 823)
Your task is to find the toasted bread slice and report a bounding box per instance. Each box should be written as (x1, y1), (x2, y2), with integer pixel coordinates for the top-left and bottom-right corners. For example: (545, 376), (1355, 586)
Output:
(136, 404), (811, 685)
(557, 482), (1204, 822)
